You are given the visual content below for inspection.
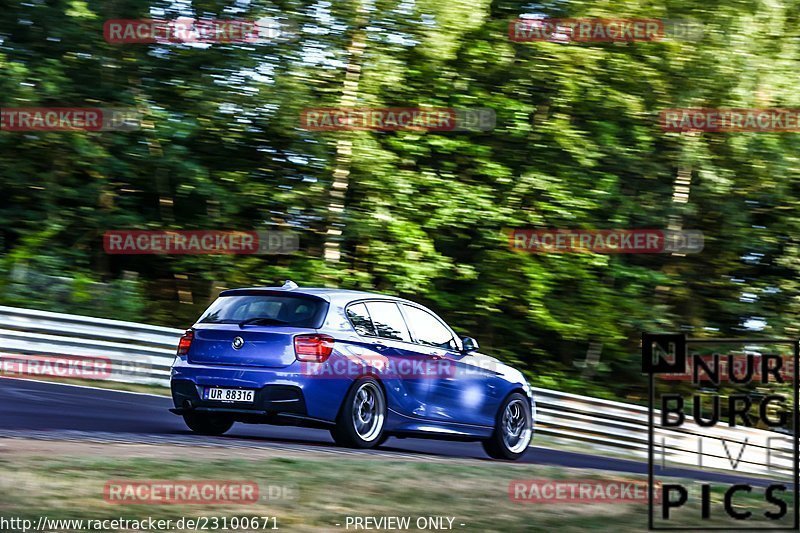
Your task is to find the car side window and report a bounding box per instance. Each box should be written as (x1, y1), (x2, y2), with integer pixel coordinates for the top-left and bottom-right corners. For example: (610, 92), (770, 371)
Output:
(346, 303), (377, 336)
(364, 301), (411, 342)
(402, 304), (457, 350)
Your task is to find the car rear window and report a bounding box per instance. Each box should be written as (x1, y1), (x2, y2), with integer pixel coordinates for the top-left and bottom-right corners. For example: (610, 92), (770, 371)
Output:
(198, 294), (328, 328)
(364, 301), (411, 342)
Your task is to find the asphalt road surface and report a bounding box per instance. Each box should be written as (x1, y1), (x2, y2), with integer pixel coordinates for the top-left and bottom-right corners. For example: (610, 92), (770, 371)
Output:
(0, 377), (779, 486)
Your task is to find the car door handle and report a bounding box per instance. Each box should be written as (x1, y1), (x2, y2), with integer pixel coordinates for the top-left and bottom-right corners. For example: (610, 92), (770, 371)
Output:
(373, 341), (388, 351)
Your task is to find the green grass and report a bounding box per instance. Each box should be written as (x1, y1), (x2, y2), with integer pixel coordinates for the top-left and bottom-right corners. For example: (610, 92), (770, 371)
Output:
(0, 453), (792, 532)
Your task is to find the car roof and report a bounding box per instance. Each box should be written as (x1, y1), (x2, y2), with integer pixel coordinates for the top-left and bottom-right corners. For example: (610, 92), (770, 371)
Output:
(218, 285), (416, 306)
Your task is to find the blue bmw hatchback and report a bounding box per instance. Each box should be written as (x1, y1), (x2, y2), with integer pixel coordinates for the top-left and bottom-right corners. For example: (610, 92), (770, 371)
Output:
(170, 281), (535, 460)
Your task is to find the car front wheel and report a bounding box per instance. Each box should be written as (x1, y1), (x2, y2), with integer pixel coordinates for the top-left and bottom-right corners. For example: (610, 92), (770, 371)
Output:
(330, 378), (386, 448)
(182, 412), (234, 436)
(482, 392), (533, 460)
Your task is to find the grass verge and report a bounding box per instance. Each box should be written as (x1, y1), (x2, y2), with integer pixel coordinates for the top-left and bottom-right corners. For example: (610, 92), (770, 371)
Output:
(0, 451), (791, 532)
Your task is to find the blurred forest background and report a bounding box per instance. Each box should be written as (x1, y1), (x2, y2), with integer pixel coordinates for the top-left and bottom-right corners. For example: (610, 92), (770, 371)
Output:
(1, 0), (799, 400)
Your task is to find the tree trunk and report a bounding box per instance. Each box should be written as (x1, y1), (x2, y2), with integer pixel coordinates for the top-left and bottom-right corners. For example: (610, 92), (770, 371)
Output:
(323, 6), (368, 263)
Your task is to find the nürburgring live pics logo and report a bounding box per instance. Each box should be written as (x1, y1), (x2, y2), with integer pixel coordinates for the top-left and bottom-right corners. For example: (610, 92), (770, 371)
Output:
(643, 333), (799, 530)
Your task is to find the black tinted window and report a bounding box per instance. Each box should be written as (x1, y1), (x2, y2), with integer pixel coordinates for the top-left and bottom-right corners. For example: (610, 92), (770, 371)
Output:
(198, 294), (327, 328)
(365, 301), (411, 342)
(346, 303), (377, 336)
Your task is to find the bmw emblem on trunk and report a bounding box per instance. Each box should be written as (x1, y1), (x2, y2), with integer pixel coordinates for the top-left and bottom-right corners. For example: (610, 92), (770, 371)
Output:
(232, 336), (244, 350)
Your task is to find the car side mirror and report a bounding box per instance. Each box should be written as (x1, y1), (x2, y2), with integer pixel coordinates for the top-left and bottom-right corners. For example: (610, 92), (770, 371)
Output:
(461, 336), (479, 353)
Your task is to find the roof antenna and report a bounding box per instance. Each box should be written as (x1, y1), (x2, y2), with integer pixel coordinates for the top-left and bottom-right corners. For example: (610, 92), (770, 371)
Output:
(282, 280), (299, 290)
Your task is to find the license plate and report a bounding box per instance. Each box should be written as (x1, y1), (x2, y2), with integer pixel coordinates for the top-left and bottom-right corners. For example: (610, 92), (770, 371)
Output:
(205, 388), (255, 403)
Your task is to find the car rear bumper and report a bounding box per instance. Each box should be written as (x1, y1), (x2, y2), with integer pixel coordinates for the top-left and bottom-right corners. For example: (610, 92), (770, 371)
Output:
(170, 359), (353, 423)
(171, 379), (307, 413)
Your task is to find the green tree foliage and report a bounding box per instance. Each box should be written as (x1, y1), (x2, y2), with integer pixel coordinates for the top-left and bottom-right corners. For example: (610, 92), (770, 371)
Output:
(1, 0), (798, 399)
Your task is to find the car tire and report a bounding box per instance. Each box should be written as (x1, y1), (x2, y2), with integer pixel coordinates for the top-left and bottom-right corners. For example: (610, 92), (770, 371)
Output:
(482, 392), (533, 461)
(182, 412), (234, 436)
(330, 378), (387, 449)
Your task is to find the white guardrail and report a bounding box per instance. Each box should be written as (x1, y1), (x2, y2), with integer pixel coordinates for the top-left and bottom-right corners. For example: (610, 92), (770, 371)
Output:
(0, 305), (793, 478)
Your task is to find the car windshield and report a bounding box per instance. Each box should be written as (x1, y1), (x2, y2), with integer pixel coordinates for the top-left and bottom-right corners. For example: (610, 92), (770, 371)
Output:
(198, 294), (328, 328)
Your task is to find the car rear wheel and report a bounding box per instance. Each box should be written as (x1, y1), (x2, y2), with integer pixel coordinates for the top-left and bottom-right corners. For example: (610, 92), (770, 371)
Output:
(482, 393), (533, 460)
(330, 378), (386, 448)
(182, 412), (234, 436)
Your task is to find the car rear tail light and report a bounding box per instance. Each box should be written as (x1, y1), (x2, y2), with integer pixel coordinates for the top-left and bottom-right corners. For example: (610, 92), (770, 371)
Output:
(294, 334), (334, 363)
(177, 329), (194, 355)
